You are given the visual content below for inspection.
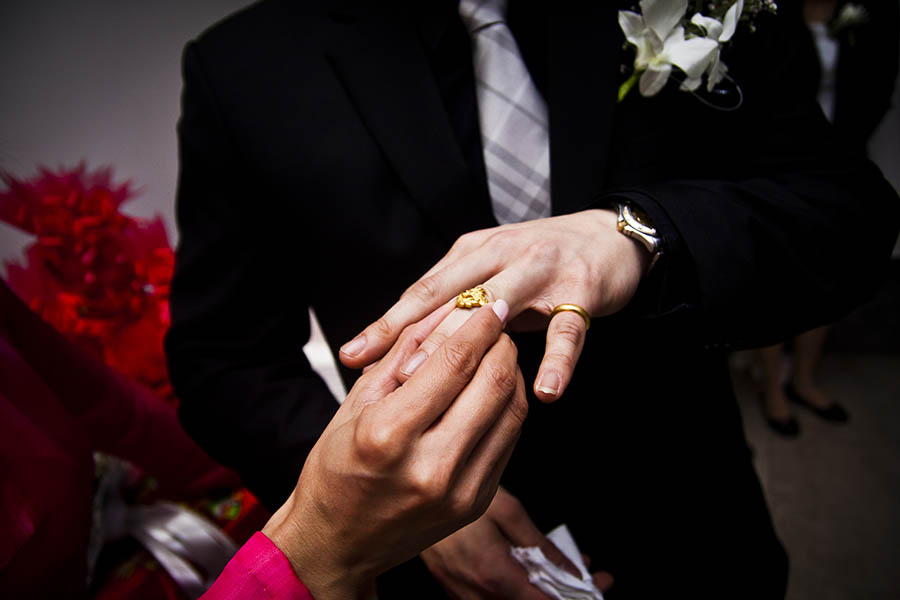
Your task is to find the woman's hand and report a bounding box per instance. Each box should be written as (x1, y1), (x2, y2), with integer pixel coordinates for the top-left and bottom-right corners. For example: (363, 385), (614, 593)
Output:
(262, 300), (527, 599)
(340, 209), (647, 401)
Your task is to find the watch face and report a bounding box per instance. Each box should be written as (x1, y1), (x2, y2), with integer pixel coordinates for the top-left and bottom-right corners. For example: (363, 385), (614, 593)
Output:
(629, 204), (652, 227)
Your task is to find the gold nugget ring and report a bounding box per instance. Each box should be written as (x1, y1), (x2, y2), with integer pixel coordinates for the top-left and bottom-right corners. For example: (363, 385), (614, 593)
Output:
(456, 285), (490, 309)
(550, 304), (591, 331)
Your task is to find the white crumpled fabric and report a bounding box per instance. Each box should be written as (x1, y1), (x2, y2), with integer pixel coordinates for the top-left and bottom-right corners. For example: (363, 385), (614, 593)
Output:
(510, 524), (604, 600)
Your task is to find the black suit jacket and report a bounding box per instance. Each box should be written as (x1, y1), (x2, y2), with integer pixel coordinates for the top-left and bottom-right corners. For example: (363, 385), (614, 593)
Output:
(165, 1), (900, 597)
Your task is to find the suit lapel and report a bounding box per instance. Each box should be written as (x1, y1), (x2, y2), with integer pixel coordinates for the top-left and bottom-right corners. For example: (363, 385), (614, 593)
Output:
(548, 2), (622, 215)
(326, 10), (491, 244)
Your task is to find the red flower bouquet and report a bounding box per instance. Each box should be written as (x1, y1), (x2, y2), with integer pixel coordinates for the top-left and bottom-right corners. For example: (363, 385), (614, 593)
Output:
(1, 164), (175, 401)
(1, 164), (270, 599)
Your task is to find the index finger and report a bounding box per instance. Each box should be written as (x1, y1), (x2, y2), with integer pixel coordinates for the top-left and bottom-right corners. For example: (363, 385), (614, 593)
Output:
(375, 300), (510, 435)
(339, 252), (500, 369)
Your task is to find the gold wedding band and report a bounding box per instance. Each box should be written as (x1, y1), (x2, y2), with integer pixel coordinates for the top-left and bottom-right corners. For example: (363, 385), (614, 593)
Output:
(456, 286), (490, 309)
(550, 304), (591, 331)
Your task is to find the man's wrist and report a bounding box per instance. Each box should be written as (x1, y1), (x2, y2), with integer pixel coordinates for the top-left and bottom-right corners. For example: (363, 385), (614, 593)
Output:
(594, 208), (650, 279)
(613, 201), (662, 272)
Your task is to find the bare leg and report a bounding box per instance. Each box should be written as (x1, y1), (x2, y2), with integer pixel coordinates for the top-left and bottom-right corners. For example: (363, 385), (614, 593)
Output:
(756, 344), (791, 420)
(789, 325), (832, 409)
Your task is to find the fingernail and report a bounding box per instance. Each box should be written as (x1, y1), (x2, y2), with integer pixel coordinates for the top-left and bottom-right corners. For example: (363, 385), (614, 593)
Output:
(340, 334), (367, 357)
(536, 371), (560, 396)
(401, 351), (428, 376)
(492, 299), (509, 324)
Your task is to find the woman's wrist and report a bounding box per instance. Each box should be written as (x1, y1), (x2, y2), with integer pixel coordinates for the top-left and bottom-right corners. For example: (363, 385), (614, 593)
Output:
(262, 495), (372, 599)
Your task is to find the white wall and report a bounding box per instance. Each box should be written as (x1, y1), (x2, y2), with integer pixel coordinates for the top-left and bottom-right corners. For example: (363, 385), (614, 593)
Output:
(0, 0), (347, 400)
(0, 0), (253, 259)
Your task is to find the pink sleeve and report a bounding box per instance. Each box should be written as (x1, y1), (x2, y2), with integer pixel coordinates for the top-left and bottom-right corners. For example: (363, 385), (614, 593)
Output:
(201, 532), (314, 600)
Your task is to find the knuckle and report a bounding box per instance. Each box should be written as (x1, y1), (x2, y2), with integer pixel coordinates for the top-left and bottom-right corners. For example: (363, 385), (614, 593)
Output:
(354, 418), (403, 465)
(524, 239), (560, 264)
(421, 328), (449, 354)
(370, 316), (395, 340)
(485, 229), (515, 252)
(447, 486), (479, 520)
(508, 389), (529, 426)
(440, 340), (479, 377)
(395, 323), (419, 348)
(404, 275), (442, 304)
(484, 362), (517, 398)
(545, 349), (576, 375)
(408, 464), (451, 504)
(455, 230), (479, 250)
(532, 294), (556, 316)
(553, 317), (584, 348)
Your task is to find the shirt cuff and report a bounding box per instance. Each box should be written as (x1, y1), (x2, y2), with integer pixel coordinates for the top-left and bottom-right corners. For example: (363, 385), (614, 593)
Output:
(202, 531), (314, 600)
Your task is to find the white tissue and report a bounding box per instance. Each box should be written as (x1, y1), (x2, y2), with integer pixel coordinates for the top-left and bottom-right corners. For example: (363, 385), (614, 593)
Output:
(510, 524), (604, 600)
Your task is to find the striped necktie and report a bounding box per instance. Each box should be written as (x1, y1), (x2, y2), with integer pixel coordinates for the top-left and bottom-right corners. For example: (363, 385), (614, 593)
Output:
(459, 0), (552, 224)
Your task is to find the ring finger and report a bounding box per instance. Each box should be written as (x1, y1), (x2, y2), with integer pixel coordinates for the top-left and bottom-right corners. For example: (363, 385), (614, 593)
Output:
(534, 306), (589, 402)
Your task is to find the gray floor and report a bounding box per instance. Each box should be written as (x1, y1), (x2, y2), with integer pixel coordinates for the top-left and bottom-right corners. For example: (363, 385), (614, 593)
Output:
(731, 353), (900, 600)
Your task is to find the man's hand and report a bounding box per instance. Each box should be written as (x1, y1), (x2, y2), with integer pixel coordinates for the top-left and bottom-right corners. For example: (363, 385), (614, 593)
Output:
(340, 209), (647, 401)
(263, 300), (527, 600)
(422, 487), (614, 599)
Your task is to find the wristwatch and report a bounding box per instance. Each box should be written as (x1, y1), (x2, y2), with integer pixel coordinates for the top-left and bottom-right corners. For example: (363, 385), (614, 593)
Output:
(615, 201), (662, 270)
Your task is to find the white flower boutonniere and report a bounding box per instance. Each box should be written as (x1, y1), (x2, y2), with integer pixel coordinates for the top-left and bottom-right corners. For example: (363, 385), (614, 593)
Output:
(617, 0), (777, 107)
(829, 3), (869, 46)
(832, 3), (869, 31)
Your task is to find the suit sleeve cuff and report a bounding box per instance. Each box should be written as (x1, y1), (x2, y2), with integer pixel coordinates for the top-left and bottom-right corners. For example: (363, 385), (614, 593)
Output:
(591, 189), (702, 322)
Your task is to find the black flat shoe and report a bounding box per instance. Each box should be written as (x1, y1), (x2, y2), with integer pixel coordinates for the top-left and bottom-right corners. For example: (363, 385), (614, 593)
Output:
(784, 383), (849, 423)
(765, 415), (801, 438)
